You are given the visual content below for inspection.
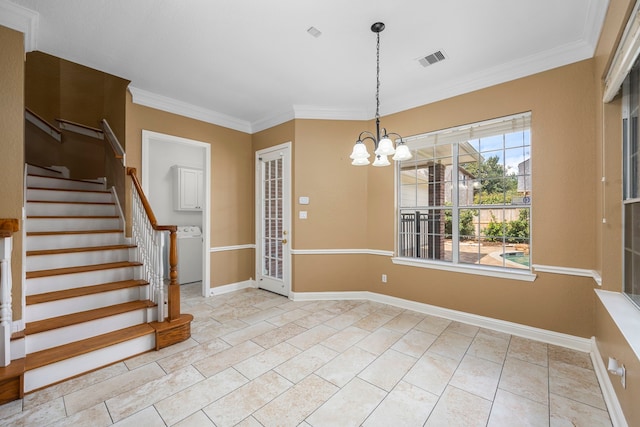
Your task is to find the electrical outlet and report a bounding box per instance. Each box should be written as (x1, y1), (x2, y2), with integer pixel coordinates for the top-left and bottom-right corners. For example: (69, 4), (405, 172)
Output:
(382, 274), (387, 283)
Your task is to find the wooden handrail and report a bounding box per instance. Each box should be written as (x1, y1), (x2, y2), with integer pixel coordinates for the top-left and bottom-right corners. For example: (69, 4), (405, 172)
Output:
(25, 108), (62, 142)
(101, 120), (125, 160)
(127, 168), (180, 322)
(55, 118), (102, 134)
(0, 219), (19, 238)
(56, 118), (104, 140)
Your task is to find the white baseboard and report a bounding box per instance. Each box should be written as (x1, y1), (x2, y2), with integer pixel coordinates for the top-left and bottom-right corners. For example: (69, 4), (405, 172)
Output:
(591, 338), (629, 427)
(210, 279), (256, 296)
(290, 290), (591, 352)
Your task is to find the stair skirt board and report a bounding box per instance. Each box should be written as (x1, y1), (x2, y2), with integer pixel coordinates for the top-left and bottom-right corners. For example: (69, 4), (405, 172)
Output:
(27, 266), (140, 295)
(24, 334), (155, 393)
(26, 202), (117, 217)
(26, 232), (124, 251)
(26, 189), (113, 203)
(26, 217), (121, 232)
(26, 164), (64, 178)
(26, 287), (146, 322)
(26, 175), (106, 191)
(26, 248), (133, 271)
(26, 309), (154, 354)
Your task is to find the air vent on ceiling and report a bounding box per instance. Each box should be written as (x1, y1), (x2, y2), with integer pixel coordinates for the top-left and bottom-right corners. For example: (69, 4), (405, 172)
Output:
(418, 50), (447, 67)
(307, 26), (322, 38)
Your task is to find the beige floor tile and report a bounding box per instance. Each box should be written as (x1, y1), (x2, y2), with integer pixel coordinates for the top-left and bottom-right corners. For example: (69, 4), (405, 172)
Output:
(467, 332), (509, 363)
(64, 363), (165, 415)
(0, 397), (66, 426)
(203, 371), (292, 427)
(548, 345), (592, 370)
(294, 309), (338, 329)
(306, 377), (386, 427)
(172, 410), (216, 427)
(220, 321), (277, 346)
(549, 368), (606, 410)
(253, 374), (338, 427)
(266, 308), (313, 326)
(449, 354), (502, 400)
(154, 367), (248, 425)
(0, 399), (22, 420)
(157, 338), (230, 373)
(125, 339), (199, 370)
(286, 324), (336, 350)
(112, 406), (166, 427)
(322, 326), (370, 352)
(550, 393), (612, 427)
(477, 327), (511, 341)
(251, 322), (307, 348)
(427, 330), (473, 361)
(190, 319), (247, 344)
(382, 312), (424, 333)
(48, 403), (112, 427)
(404, 352), (459, 396)
(274, 344), (339, 383)
(354, 312), (394, 331)
(363, 381), (439, 427)
(425, 386), (492, 427)
(235, 416), (264, 427)
(375, 304), (405, 317)
(106, 365), (204, 422)
(445, 321), (480, 337)
(356, 327), (403, 355)
(392, 329), (438, 358)
(193, 340), (264, 377)
(324, 310), (367, 330)
(488, 389), (549, 427)
(234, 342), (301, 379)
(499, 356), (549, 404)
(315, 346), (377, 387)
(358, 348), (417, 391)
(414, 314), (452, 335)
(508, 336), (548, 366)
(239, 306), (286, 324)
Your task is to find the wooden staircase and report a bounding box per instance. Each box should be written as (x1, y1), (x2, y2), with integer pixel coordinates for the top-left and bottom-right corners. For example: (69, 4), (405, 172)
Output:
(21, 164), (157, 393)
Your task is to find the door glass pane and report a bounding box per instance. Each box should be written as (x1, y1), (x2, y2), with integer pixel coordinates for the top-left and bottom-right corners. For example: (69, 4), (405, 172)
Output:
(262, 157), (284, 279)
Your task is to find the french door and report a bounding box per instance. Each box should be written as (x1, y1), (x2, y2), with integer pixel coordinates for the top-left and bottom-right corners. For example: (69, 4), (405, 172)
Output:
(256, 143), (291, 296)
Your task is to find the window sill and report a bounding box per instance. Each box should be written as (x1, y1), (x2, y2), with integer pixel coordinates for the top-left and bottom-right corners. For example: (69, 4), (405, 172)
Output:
(391, 257), (537, 282)
(595, 289), (640, 362)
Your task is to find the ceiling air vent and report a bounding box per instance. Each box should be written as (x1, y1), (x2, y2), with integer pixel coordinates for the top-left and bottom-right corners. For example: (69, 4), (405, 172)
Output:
(418, 50), (447, 67)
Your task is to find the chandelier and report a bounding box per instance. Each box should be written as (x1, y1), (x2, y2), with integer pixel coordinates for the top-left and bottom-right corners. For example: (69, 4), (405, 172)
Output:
(350, 22), (412, 166)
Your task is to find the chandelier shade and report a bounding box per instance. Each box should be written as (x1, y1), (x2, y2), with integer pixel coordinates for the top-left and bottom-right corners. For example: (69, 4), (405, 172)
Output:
(350, 22), (412, 167)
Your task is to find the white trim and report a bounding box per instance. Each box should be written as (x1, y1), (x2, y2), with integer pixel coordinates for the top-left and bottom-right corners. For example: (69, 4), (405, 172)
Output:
(533, 264), (602, 286)
(290, 290), (590, 352)
(129, 86), (252, 134)
(209, 279), (256, 296)
(25, 110), (61, 142)
(290, 248), (394, 257)
(604, 0), (640, 102)
(0, 0), (38, 52)
(591, 337), (629, 427)
(392, 257), (537, 282)
(110, 187), (126, 232)
(292, 105), (370, 121)
(57, 121), (104, 140)
(210, 244), (255, 253)
(11, 319), (24, 334)
(595, 290), (640, 362)
(251, 110), (295, 134)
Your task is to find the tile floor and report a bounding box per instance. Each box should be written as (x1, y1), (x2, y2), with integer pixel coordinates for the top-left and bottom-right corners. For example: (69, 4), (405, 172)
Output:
(0, 284), (613, 426)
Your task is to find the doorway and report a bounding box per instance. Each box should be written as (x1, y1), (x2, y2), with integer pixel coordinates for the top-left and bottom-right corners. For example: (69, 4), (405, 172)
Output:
(255, 143), (291, 297)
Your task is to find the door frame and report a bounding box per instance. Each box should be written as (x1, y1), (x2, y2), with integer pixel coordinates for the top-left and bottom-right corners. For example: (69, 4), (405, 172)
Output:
(141, 130), (211, 297)
(255, 142), (292, 297)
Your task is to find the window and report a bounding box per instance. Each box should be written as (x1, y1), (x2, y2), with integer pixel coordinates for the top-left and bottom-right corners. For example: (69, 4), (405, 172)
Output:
(622, 59), (640, 308)
(397, 113), (532, 272)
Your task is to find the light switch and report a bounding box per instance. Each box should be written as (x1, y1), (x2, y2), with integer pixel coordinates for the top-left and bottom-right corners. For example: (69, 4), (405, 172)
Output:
(299, 196), (310, 205)
(299, 211), (308, 219)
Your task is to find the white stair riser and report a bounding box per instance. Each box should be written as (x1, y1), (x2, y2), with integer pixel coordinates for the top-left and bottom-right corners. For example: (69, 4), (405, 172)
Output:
(27, 232), (125, 251)
(27, 248), (132, 271)
(23, 334), (155, 393)
(26, 202), (116, 217)
(26, 217), (120, 232)
(27, 189), (112, 203)
(27, 175), (105, 191)
(26, 309), (151, 353)
(26, 286), (145, 321)
(27, 266), (140, 294)
(26, 165), (64, 178)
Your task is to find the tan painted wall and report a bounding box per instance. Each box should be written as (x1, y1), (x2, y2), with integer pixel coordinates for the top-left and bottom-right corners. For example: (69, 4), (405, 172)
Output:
(125, 94), (254, 288)
(0, 26), (25, 321)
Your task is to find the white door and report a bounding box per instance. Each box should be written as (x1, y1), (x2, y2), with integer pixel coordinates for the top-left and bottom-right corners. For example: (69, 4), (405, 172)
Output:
(256, 143), (291, 296)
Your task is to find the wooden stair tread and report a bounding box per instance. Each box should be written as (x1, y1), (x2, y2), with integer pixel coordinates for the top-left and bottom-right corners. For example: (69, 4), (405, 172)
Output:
(27, 200), (115, 205)
(27, 186), (110, 194)
(26, 279), (148, 305)
(25, 324), (155, 371)
(28, 174), (104, 185)
(27, 229), (122, 236)
(26, 261), (142, 279)
(26, 300), (155, 335)
(27, 244), (135, 257)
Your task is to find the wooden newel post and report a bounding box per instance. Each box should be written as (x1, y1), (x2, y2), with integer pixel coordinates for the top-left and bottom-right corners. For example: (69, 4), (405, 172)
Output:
(168, 228), (180, 321)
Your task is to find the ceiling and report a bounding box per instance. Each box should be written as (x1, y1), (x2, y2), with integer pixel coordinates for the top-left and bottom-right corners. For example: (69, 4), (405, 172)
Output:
(6, 0), (610, 133)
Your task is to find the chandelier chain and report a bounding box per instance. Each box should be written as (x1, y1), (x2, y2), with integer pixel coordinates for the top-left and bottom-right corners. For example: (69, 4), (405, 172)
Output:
(376, 31), (380, 120)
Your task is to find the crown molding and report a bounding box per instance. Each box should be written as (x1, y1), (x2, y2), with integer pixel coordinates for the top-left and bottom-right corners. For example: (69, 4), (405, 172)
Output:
(128, 86), (252, 134)
(0, 0), (38, 52)
(250, 109), (295, 134)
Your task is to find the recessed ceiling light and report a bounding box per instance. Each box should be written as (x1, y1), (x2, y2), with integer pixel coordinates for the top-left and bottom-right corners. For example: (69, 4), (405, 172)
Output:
(307, 26), (322, 38)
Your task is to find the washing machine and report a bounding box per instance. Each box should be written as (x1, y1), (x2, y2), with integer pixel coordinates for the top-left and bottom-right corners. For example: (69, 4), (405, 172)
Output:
(176, 225), (203, 284)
